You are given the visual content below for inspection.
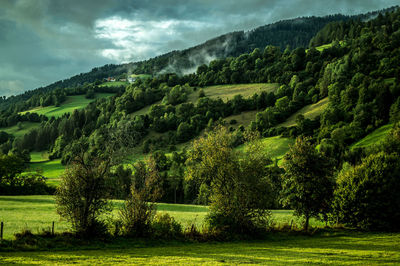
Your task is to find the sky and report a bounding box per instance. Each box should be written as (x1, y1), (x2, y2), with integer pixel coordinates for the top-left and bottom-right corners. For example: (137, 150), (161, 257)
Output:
(0, 0), (398, 97)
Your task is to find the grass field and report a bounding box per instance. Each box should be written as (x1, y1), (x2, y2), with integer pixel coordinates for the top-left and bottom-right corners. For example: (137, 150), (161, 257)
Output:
(0, 195), (399, 264)
(100, 81), (128, 87)
(2, 232), (400, 264)
(188, 83), (279, 103)
(223, 110), (259, 129)
(30, 152), (50, 163)
(28, 159), (65, 186)
(1, 196), (399, 264)
(19, 93), (114, 118)
(260, 136), (294, 161)
(276, 97), (329, 128)
(237, 136), (294, 165)
(351, 124), (393, 149)
(0, 195), (324, 240)
(0, 122), (41, 138)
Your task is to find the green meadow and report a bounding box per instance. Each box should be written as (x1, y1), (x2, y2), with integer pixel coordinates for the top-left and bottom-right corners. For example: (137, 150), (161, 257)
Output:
(0, 195), (399, 264)
(276, 97), (329, 128)
(0, 195), (324, 240)
(351, 123), (393, 149)
(2, 232), (400, 265)
(100, 81), (128, 87)
(28, 158), (65, 186)
(0, 122), (41, 138)
(19, 93), (114, 118)
(188, 83), (279, 103)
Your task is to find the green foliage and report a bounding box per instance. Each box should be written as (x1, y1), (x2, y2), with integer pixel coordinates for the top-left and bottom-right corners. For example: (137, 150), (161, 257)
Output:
(186, 127), (274, 234)
(151, 213), (182, 239)
(119, 159), (163, 237)
(333, 152), (400, 231)
(281, 137), (335, 230)
(55, 146), (112, 237)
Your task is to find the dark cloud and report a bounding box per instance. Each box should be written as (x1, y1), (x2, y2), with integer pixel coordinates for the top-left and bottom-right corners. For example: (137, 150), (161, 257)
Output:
(0, 0), (398, 96)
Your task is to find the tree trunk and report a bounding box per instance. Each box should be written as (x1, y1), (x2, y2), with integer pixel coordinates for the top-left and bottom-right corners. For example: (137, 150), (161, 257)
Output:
(305, 215), (310, 231)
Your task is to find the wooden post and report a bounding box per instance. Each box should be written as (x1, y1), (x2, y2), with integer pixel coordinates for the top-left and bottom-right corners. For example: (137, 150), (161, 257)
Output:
(52, 221), (55, 236)
(1, 222), (3, 241)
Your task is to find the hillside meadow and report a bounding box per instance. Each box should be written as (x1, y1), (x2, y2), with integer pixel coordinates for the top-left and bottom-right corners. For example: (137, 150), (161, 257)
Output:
(0, 122), (41, 138)
(188, 83), (279, 103)
(276, 97), (329, 128)
(19, 93), (115, 119)
(351, 123), (393, 149)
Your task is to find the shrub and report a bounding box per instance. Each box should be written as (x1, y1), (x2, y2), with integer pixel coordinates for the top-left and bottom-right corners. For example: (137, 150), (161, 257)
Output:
(119, 159), (162, 237)
(56, 152), (112, 238)
(152, 213), (182, 239)
(186, 127), (274, 235)
(332, 151), (400, 231)
(119, 192), (156, 237)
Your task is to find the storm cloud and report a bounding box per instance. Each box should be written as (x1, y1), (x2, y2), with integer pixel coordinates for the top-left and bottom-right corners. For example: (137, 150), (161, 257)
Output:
(0, 0), (398, 96)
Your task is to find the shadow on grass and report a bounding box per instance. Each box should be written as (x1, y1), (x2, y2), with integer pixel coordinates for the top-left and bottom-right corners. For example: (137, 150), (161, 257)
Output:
(1, 232), (399, 264)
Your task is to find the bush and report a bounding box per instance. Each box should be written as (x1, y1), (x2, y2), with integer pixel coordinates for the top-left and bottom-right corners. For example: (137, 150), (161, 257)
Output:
(56, 155), (111, 238)
(119, 159), (162, 237)
(119, 192), (155, 237)
(332, 151), (400, 231)
(152, 213), (182, 239)
(186, 127), (274, 236)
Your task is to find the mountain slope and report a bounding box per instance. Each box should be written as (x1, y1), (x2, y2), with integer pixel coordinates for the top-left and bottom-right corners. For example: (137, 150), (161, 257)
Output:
(2, 8), (395, 110)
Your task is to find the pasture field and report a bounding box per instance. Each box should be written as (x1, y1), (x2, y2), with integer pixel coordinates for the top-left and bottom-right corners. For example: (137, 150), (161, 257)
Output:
(188, 83), (279, 103)
(276, 97), (329, 128)
(29, 152), (49, 163)
(0, 195), (324, 240)
(100, 81), (128, 87)
(2, 232), (400, 264)
(19, 93), (114, 118)
(351, 124), (393, 149)
(1, 196), (399, 264)
(223, 110), (259, 129)
(237, 136), (294, 164)
(0, 122), (41, 138)
(259, 136), (294, 161)
(28, 159), (65, 186)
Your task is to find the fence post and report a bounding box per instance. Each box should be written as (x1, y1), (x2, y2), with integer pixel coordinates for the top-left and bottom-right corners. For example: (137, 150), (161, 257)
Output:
(52, 221), (55, 236)
(1, 221), (3, 241)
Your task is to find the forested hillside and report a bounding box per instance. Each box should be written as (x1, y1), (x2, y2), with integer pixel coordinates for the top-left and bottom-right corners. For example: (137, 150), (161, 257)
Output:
(1, 7), (396, 113)
(1, 6), (399, 213)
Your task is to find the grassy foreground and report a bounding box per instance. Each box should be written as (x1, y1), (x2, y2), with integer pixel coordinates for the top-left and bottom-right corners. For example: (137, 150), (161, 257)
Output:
(0, 195), (323, 240)
(1, 232), (399, 264)
(1, 196), (399, 264)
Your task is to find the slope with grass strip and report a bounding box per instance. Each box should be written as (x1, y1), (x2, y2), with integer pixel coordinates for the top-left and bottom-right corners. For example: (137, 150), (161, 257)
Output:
(188, 83), (279, 103)
(0, 122), (41, 138)
(351, 124), (393, 149)
(276, 97), (329, 128)
(19, 93), (115, 118)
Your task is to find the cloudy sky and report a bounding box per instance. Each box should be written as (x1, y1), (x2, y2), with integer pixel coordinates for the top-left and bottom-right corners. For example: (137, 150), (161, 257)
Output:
(0, 0), (398, 97)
